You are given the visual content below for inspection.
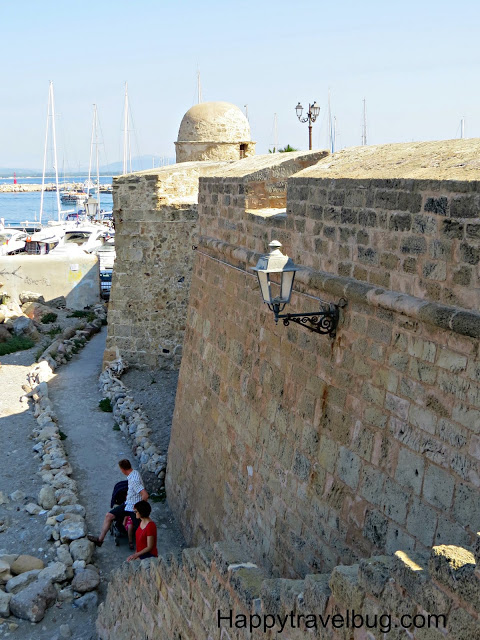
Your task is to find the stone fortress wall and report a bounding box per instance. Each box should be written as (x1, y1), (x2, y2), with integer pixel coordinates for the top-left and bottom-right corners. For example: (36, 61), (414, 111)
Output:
(98, 139), (480, 638)
(104, 152), (326, 369)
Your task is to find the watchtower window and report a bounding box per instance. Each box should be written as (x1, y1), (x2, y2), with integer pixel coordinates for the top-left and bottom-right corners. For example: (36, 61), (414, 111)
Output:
(239, 143), (247, 159)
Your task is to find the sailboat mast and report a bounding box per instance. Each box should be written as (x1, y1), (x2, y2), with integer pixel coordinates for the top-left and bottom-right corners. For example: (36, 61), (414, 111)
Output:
(50, 83), (62, 221)
(361, 98), (367, 146)
(197, 69), (202, 104)
(88, 104), (96, 196)
(461, 117), (465, 139)
(274, 113), (278, 152)
(95, 105), (100, 207)
(123, 83), (129, 174)
(40, 83), (51, 224)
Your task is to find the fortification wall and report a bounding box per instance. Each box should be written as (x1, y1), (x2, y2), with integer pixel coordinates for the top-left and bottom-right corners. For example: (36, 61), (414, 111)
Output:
(97, 539), (480, 639)
(166, 163), (480, 578)
(104, 152), (325, 369)
(104, 162), (227, 369)
(0, 253), (99, 308)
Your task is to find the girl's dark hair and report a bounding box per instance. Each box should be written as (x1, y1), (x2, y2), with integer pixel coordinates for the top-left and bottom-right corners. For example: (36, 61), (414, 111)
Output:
(134, 500), (151, 518)
(118, 459), (132, 470)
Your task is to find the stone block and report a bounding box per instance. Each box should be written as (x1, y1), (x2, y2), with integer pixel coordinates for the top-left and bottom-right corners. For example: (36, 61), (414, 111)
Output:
(406, 497), (437, 547)
(381, 479), (409, 525)
(395, 447), (424, 495)
(302, 574), (330, 614)
(358, 555), (394, 597)
(453, 482), (480, 531)
(337, 447), (361, 490)
(329, 565), (364, 610)
(422, 464), (455, 510)
(363, 510), (388, 549)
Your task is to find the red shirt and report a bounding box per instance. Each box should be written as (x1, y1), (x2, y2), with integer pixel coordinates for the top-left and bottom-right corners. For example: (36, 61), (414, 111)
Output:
(135, 521), (158, 557)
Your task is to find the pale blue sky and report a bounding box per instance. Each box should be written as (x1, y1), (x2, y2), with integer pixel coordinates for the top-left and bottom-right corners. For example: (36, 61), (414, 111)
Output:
(1, 0), (478, 169)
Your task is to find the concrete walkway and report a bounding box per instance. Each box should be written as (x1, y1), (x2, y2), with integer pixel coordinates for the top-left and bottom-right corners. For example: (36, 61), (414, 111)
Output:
(48, 328), (185, 595)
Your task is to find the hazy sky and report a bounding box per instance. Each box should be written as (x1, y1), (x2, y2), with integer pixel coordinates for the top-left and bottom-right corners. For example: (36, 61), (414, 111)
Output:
(1, 0), (478, 169)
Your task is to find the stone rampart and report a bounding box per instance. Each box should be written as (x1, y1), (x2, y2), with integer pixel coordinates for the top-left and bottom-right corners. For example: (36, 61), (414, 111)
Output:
(97, 538), (480, 639)
(104, 152), (325, 369)
(166, 141), (480, 579)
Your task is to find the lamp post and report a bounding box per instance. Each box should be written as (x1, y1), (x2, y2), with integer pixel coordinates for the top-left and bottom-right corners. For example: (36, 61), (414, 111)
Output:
(252, 241), (346, 336)
(295, 101), (320, 150)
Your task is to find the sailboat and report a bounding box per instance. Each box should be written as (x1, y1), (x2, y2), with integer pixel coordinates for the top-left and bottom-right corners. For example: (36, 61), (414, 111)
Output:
(26, 82), (68, 254)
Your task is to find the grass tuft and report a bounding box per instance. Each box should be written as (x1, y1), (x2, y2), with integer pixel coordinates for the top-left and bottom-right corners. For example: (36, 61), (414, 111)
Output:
(0, 336), (36, 356)
(40, 312), (58, 324)
(99, 398), (113, 412)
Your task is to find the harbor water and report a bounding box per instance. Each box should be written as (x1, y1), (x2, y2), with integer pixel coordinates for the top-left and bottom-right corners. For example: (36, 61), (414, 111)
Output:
(0, 176), (114, 226)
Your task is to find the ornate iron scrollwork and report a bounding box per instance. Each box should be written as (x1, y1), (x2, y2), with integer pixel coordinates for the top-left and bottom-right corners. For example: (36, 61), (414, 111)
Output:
(273, 298), (347, 337)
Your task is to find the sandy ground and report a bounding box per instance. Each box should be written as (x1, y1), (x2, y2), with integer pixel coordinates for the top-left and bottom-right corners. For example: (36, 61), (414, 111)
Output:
(0, 328), (185, 639)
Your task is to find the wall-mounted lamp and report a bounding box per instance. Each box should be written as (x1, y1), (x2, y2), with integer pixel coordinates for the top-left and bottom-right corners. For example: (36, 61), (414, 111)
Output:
(252, 241), (346, 336)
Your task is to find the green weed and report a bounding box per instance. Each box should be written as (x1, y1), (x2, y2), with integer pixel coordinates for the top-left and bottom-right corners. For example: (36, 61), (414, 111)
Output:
(0, 336), (36, 356)
(99, 398), (113, 412)
(40, 313), (58, 324)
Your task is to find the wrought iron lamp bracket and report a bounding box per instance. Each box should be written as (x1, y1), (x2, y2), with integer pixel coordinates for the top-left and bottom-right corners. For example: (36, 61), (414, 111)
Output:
(269, 298), (347, 337)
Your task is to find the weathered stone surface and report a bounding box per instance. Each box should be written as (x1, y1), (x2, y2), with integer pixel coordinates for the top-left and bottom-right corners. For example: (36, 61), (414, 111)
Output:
(73, 591), (98, 610)
(38, 561), (69, 583)
(59, 520), (86, 543)
(5, 569), (41, 594)
(71, 568), (99, 593)
(25, 503), (43, 515)
(0, 589), (12, 616)
(9, 577), (56, 622)
(38, 485), (56, 510)
(69, 539), (94, 564)
(10, 555), (44, 575)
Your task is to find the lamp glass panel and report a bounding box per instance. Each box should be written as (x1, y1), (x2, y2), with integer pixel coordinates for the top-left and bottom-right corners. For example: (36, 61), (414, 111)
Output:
(257, 272), (272, 304)
(280, 271), (295, 302)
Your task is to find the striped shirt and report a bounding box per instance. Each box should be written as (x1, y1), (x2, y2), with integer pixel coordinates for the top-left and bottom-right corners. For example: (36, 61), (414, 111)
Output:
(125, 470), (145, 511)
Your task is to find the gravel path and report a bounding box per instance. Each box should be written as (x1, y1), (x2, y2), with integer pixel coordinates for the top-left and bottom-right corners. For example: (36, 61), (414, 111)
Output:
(0, 328), (185, 639)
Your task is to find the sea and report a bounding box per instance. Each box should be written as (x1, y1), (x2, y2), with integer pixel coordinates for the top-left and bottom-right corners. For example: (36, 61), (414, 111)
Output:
(0, 176), (114, 226)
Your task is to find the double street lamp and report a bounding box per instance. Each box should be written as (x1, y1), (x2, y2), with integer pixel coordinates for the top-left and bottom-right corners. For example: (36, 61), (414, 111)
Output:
(295, 101), (320, 150)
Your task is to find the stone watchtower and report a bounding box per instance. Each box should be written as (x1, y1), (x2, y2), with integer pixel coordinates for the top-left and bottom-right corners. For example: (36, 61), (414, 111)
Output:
(175, 101), (255, 163)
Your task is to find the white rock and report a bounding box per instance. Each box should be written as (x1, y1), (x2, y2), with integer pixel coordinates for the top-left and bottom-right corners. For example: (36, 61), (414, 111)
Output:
(0, 589), (12, 616)
(38, 561), (68, 583)
(5, 569), (41, 594)
(71, 568), (99, 593)
(59, 520), (86, 543)
(9, 490), (25, 502)
(0, 492), (9, 505)
(72, 560), (85, 570)
(9, 577), (57, 622)
(38, 426), (58, 442)
(25, 503), (42, 515)
(69, 539), (94, 564)
(72, 591), (98, 610)
(56, 545), (73, 566)
(57, 586), (73, 602)
(38, 486), (56, 510)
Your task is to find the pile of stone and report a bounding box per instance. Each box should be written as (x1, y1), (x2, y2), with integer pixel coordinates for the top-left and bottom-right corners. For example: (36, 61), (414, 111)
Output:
(99, 359), (167, 489)
(0, 552), (98, 623)
(5, 303), (109, 623)
(0, 294), (39, 344)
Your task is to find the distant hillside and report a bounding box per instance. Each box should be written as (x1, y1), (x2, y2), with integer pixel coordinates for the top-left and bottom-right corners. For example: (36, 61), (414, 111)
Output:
(100, 155), (176, 174)
(0, 168), (41, 177)
(0, 155), (176, 178)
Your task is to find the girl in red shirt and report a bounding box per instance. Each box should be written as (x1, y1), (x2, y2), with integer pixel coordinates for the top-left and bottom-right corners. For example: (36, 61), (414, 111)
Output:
(127, 500), (158, 561)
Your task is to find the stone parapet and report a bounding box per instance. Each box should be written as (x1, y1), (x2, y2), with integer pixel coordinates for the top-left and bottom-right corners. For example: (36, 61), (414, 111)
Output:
(97, 539), (480, 639)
